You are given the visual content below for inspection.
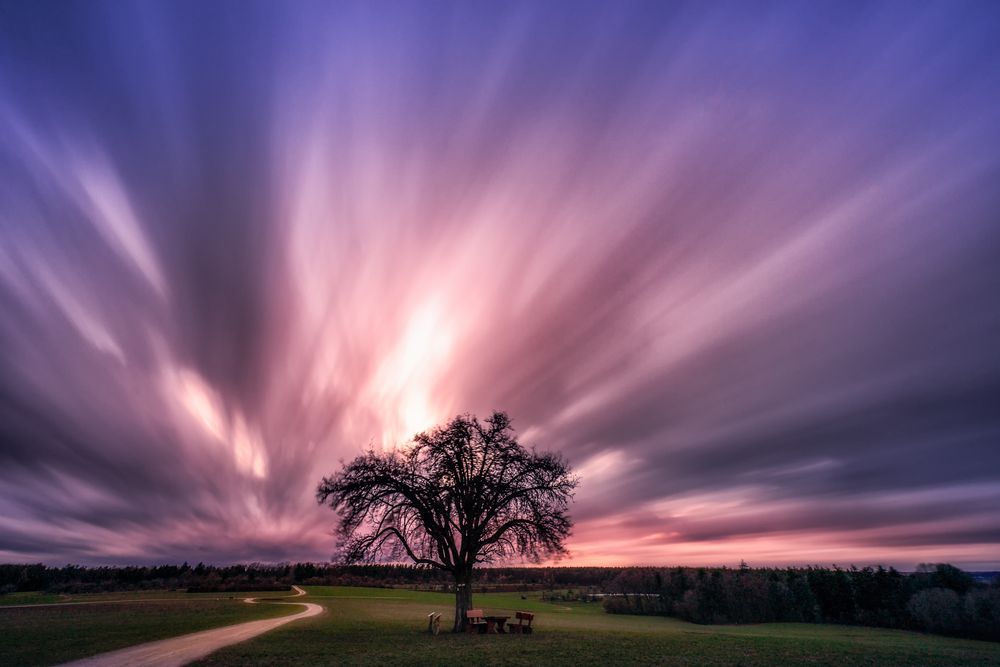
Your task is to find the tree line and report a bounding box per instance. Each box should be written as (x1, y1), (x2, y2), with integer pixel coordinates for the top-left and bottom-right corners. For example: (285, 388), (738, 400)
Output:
(0, 562), (612, 594)
(600, 563), (999, 642)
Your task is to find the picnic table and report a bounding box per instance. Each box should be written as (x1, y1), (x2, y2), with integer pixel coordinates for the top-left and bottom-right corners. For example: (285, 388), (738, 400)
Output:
(462, 608), (531, 635)
(484, 615), (510, 634)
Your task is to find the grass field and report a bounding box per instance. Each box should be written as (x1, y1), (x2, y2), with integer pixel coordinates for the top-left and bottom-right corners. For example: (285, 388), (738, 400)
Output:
(190, 586), (1000, 667)
(0, 592), (298, 666)
(2, 586), (998, 666)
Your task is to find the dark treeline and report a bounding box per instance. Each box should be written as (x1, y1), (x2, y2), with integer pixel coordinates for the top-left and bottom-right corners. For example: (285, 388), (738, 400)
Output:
(0, 562), (610, 595)
(600, 563), (1000, 642)
(1, 562), (296, 594)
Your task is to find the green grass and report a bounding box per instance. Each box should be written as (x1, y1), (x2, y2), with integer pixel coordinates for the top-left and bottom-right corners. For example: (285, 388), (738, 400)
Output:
(0, 593), (299, 666)
(0, 591), (66, 606)
(3, 586), (998, 666)
(191, 587), (1000, 667)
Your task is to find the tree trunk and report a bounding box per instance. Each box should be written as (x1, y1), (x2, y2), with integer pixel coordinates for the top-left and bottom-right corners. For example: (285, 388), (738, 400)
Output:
(453, 570), (473, 632)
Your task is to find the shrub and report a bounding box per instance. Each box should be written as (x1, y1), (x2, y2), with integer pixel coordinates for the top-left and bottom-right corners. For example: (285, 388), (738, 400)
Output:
(962, 587), (1000, 641)
(601, 594), (668, 615)
(907, 588), (963, 635)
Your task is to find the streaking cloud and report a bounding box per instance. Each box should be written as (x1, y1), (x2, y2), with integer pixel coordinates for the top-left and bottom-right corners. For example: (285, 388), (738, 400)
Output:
(0, 1), (999, 568)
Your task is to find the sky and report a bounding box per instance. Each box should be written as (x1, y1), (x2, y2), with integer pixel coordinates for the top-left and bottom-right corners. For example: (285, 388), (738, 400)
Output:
(1, 1), (999, 570)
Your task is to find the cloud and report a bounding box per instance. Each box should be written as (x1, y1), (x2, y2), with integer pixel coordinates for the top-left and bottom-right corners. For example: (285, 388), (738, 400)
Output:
(0, 1), (998, 567)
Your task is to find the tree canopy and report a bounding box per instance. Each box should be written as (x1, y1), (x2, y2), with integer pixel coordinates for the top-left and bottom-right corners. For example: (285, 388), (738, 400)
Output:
(317, 411), (577, 630)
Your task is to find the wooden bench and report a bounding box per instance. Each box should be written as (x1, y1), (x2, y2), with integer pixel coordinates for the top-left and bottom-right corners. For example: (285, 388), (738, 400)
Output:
(510, 611), (534, 634)
(426, 611), (442, 635)
(465, 608), (487, 633)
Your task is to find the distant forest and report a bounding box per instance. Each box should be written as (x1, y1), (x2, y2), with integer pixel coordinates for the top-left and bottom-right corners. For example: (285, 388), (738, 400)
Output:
(2, 562), (997, 642)
(598, 563), (999, 642)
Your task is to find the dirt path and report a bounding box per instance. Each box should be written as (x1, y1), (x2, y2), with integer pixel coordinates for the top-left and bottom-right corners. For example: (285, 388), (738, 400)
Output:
(58, 586), (323, 667)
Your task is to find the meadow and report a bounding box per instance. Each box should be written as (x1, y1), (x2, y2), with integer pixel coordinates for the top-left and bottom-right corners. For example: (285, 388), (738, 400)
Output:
(0, 592), (296, 666)
(191, 587), (1000, 667)
(2, 585), (999, 666)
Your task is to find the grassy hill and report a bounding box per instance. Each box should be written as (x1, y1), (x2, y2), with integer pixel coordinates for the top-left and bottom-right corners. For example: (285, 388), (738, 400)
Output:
(193, 586), (1000, 667)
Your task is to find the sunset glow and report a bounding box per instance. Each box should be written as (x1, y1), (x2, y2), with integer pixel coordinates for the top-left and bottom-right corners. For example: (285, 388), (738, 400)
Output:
(1, 1), (999, 569)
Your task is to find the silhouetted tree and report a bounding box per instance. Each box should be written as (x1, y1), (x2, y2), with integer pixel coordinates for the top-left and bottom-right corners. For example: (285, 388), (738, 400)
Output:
(316, 411), (577, 631)
(913, 563), (975, 595)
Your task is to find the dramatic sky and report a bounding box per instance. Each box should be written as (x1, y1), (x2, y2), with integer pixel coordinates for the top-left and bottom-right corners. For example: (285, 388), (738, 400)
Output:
(1, 1), (999, 569)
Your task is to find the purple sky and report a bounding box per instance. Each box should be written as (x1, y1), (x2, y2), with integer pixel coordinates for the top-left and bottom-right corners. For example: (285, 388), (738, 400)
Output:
(1, 1), (999, 569)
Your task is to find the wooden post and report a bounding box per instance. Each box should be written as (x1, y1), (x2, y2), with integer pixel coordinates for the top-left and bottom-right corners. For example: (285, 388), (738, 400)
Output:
(427, 612), (441, 635)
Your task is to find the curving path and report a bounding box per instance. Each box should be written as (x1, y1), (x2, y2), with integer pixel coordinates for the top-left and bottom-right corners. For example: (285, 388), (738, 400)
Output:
(59, 586), (323, 667)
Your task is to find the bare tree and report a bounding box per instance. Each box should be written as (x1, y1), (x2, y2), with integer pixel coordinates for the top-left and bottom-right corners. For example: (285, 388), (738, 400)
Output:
(317, 411), (577, 631)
